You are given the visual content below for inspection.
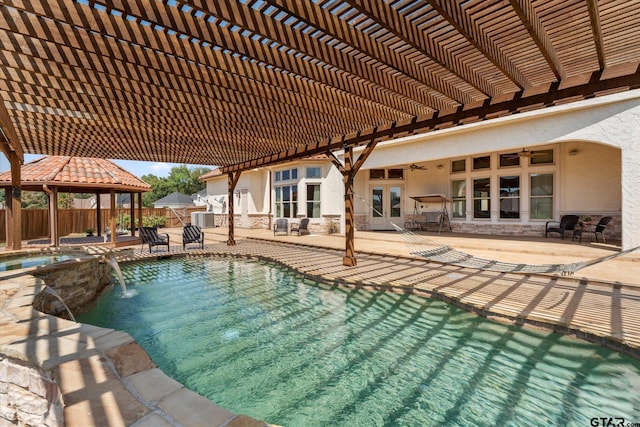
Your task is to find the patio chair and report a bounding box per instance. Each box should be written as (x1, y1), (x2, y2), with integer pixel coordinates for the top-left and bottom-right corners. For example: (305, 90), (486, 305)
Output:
(545, 215), (579, 240)
(140, 226), (170, 252)
(182, 224), (204, 249)
(575, 216), (613, 243)
(291, 218), (310, 236)
(274, 218), (288, 236)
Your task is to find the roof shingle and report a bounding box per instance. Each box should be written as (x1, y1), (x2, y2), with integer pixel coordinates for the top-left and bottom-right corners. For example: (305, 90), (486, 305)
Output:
(0, 156), (151, 192)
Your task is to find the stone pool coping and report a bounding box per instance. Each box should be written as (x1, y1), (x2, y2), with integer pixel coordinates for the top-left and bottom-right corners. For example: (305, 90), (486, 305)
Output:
(2, 239), (640, 426)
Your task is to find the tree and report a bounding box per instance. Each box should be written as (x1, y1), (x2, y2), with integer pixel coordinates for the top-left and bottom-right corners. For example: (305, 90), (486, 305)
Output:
(58, 193), (75, 209)
(21, 191), (48, 209)
(141, 165), (211, 207)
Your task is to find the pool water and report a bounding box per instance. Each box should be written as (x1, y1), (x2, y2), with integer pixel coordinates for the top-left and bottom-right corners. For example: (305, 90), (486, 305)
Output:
(78, 257), (640, 426)
(0, 254), (75, 271)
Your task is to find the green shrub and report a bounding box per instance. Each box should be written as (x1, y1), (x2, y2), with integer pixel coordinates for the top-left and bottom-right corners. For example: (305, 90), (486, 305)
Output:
(142, 215), (166, 228)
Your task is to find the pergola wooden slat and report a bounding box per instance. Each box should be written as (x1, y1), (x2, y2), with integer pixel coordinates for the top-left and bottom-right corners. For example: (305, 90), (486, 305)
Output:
(0, 0), (639, 261)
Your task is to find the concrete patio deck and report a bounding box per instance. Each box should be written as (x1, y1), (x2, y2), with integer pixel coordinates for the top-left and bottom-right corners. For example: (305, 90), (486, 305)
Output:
(163, 226), (639, 287)
(2, 227), (640, 426)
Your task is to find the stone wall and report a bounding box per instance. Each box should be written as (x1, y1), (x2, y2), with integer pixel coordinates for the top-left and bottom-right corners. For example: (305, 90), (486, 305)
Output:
(0, 355), (63, 427)
(31, 256), (113, 319)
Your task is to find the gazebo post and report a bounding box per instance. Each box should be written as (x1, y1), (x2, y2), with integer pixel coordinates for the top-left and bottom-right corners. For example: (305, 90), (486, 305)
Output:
(129, 192), (135, 236)
(137, 193), (143, 235)
(5, 152), (22, 250)
(110, 189), (116, 246)
(95, 191), (102, 237)
(43, 185), (59, 247)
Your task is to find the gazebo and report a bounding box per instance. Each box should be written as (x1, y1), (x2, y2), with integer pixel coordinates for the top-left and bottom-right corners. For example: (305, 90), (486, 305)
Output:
(0, 156), (151, 247)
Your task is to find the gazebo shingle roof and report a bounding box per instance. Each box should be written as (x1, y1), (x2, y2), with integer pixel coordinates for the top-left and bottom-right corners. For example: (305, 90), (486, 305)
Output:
(0, 156), (151, 193)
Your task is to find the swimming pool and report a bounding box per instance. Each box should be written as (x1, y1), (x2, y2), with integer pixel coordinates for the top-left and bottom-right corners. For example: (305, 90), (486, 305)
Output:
(78, 257), (640, 426)
(0, 253), (76, 272)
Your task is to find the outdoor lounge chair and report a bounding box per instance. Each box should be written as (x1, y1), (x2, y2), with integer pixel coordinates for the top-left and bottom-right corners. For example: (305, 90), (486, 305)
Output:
(274, 218), (288, 236)
(545, 215), (579, 240)
(182, 224), (204, 249)
(574, 216), (613, 243)
(140, 226), (170, 252)
(291, 218), (310, 236)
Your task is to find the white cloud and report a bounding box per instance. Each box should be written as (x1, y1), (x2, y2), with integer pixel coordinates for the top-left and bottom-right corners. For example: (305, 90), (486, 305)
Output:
(148, 162), (173, 175)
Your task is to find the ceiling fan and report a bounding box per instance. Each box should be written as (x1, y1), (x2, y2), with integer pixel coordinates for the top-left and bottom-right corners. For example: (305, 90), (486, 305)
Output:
(405, 163), (427, 171)
(503, 148), (545, 159)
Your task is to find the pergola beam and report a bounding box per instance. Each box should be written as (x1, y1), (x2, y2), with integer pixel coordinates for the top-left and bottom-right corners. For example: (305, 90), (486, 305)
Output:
(0, 96), (23, 161)
(586, 0), (606, 69)
(343, 0), (495, 97)
(222, 66), (640, 174)
(427, 0), (530, 89)
(509, 0), (564, 80)
(265, 0), (474, 105)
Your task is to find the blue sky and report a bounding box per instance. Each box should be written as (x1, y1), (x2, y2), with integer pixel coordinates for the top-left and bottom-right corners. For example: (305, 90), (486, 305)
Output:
(0, 154), (213, 178)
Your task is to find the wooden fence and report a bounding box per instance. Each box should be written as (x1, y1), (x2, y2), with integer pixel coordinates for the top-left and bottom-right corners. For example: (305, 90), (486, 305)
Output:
(0, 206), (206, 242)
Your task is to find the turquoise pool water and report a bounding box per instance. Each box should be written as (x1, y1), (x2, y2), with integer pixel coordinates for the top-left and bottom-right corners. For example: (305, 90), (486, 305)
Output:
(0, 254), (75, 271)
(79, 257), (640, 426)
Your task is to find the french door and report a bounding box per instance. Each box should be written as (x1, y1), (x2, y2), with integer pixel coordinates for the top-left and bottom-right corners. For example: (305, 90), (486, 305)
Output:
(369, 184), (403, 230)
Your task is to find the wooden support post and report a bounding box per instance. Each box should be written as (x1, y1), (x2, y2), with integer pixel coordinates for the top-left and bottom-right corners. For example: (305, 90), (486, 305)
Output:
(337, 137), (379, 266)
(96, 192), (102, 236)
(343, 145), (357, 266)
(110, 190), (116, 246)
(129, 192), (135, 236)
(227, 171), (241, 246)
(44, 185), (59, 247)
(137, 193), (143, 236)
(5, 152), (21, 250)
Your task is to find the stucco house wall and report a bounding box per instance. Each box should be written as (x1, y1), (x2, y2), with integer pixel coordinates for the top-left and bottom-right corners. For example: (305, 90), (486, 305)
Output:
(202, 159), (344, 233)
(352, 90), (638, 248)
(202, 90), (639, 249)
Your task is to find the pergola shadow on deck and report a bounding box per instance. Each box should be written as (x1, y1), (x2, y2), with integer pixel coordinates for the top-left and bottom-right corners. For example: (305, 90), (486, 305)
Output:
(112, 228), (640, 359)
(145, 226), (638, 288)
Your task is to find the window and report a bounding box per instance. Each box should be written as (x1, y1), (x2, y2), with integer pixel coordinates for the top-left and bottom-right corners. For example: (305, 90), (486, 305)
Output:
(499, 153), (520, 168)
(473, 155), (491, 170)
(530, 173), (553, 219)
(451, 159), (466, 173)
(306, 184), (320, 218)
(390, 186), (401, 218)
(275, 185), (298, 218)
(275, 168), (297, 182)
(451, 180), (466, 219)
(306, 167), (321, 178)
(387, 168), (404, 179)
(473, 178), (491, 218)
(371, 187), (383, 217)
(530, 149), (554, 165)
(499, 176), (520, 219)
(369, 169), (385, 179)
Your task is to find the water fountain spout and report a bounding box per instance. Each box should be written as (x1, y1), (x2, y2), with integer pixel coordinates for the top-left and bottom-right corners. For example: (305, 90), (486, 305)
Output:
(108, 256), (138, 298)
(44, 286), (76, 322)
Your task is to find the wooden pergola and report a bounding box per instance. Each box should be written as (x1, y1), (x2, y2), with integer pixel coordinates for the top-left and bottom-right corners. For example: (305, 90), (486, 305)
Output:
(0, 156), (151, 247)
(1, 1), (640, 263)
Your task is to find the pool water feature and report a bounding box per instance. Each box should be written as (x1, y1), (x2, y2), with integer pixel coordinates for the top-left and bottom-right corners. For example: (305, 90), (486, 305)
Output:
(78, 257), (640, 426)
(0, 253), (76, 272)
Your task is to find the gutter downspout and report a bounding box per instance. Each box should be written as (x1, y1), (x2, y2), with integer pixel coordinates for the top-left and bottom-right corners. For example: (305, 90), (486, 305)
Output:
(43, 184), (59, 247)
